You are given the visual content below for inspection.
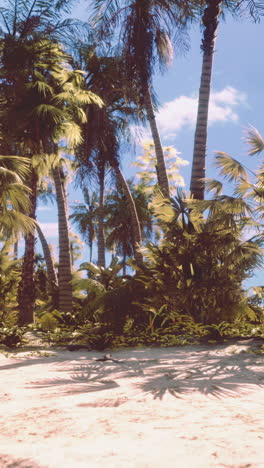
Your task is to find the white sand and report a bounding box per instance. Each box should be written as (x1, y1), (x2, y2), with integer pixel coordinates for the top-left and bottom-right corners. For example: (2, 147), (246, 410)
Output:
(0, 340), (264, 468)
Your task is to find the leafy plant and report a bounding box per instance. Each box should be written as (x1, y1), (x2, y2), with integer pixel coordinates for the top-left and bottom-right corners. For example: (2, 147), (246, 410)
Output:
(0, 325), (26, 347)
(35, 309), (62, 331)
(0, 241), (21, 321)
(131, 190), (264, 325)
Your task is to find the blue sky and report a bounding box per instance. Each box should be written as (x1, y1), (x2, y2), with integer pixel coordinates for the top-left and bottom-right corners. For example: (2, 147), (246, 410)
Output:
(37, 2), (264, 286)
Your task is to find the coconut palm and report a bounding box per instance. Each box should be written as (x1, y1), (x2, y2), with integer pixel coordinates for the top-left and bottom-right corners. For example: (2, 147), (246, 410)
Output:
(92, 0), (196, 199)
(74, 44), (143, 266)
(190, 0), (264, 200)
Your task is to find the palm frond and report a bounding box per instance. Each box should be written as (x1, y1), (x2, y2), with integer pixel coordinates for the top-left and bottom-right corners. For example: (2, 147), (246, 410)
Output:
(149, 190), (175, 223)
(60, 121), (83, 148)
(0, 210), (36, 237)
(204, 178), (223, 196)
(0, 155), (31, 180)
(214, 152), (249, 182)
(244, 125), (264, 156)
(1, 182), (31, 212)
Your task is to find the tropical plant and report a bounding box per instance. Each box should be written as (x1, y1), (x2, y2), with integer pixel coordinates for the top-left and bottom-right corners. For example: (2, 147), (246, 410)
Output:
(132, 190), (263, 324)
(206, 127), (264, 213)
(104, 180), (152, 273)
(74, 257), (131, 325)
(0, 240), (21, 322)
(0, 155), (36, 237)
(70, 188), (98, 262)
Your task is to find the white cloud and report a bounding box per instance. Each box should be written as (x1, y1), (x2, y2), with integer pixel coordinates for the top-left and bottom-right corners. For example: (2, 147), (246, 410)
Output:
(133, 86), (247, 143)
(39, 222), (58, 239)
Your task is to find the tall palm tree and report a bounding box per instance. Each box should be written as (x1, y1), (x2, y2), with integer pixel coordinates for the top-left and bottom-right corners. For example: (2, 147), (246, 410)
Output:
(190, 0), (222, 200)
(75, 44), (143, 265)
(92, 0), (196, 199)
(190, 0), (264, 200)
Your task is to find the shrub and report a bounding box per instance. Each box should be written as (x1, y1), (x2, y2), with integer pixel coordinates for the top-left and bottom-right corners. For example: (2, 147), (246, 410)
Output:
(0, 325), (26, 347)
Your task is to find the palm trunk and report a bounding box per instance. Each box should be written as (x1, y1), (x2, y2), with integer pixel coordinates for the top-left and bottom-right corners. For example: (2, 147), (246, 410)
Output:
(97, 164), (105, 267)
(18, 168), (37, 325)
(190, 0), (222, 200)
(144, 87), (170, 199)
(36, 223), (58, 288)
(52, 166), (72, 313)
(113, 164), (143, 266)
(89, 240), (93, 262)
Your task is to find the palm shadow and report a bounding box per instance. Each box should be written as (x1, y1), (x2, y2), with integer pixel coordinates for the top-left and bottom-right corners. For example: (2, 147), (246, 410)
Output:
(28, 363), (120, 395)
(137, 348), (264, 400)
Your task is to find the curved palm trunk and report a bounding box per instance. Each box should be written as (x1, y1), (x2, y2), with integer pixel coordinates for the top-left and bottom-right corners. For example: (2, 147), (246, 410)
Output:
(113, 164), (143, 266)
(52, 166), (72, 313)
(97, 164), (105, 267)
(190, 0), (222, 200)
(18, 168), (37, 325)
(36, 223), (58, 288)
(144, 88), (170, 199)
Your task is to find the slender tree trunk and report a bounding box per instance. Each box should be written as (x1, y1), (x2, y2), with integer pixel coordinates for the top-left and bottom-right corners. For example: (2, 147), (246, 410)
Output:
(97, 164), (105, 267)
(52, 166), (73, 313)
(89, 240), (93, 262)
(190, 0), (222, 200)
(112, 164), (143, 266)
(18, 168), (37, 325)
(36, 223), (58, 288)
(144, 87), (170, 199)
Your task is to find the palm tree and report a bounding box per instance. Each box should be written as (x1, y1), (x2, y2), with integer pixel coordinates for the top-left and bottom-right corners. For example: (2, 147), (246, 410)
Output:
(105, 180), (152, 274)
(70, 188), (98, 263)
(92, 0), (196, 199)
(74, 44), (143, 265)
(1, 33), (102, 321)
(190, 0), (264, 200)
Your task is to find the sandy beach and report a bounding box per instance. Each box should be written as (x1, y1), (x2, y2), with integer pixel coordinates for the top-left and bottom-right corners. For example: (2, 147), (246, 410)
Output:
(0, 340), (263, 468)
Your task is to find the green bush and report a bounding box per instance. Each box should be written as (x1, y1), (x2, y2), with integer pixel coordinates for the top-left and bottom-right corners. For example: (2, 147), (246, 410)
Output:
(0, 325), (26, 347)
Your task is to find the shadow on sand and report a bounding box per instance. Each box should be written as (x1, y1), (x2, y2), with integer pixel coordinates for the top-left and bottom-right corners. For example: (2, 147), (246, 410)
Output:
(16, 339), (264, 400)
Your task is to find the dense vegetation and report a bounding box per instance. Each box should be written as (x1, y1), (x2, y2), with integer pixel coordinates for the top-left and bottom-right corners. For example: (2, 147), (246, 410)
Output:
(0, 0), (264, 350)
